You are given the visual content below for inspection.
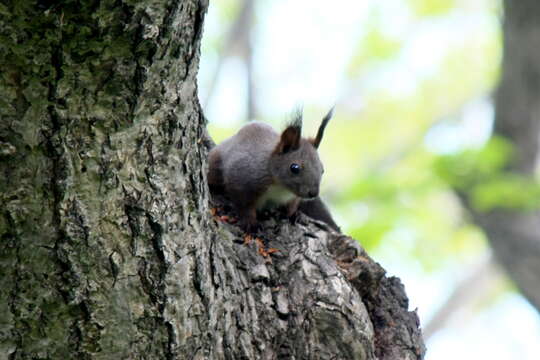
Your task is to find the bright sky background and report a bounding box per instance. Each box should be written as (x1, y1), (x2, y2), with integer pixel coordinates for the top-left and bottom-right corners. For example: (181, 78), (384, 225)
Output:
(198, 1), (540, 358)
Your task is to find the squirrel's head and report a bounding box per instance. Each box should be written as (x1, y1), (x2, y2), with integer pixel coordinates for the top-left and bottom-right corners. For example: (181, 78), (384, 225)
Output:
(269, 108), (333, 199)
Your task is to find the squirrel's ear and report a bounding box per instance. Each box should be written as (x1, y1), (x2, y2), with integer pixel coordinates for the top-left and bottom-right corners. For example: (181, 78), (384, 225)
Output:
(312, 107), (334, 149)
(276, 112), (302, 154)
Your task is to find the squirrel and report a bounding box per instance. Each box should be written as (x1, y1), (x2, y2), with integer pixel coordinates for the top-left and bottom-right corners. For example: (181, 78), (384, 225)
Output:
(208, 108), (340, 233)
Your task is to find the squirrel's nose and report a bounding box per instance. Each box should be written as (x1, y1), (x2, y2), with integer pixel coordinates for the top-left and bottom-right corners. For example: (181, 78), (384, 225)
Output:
(308, 190), (318, 198)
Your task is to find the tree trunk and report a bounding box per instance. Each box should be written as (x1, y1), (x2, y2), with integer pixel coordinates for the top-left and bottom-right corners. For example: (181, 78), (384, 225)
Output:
(472, 0), (540, 312)
(0, 1), (424, 359)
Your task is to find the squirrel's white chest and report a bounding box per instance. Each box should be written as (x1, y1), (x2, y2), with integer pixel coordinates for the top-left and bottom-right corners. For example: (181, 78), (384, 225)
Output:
(256, 184), (296, 209)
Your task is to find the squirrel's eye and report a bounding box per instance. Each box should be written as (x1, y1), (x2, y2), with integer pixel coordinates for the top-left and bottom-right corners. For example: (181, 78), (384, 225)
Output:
(290, 163), (301, 174)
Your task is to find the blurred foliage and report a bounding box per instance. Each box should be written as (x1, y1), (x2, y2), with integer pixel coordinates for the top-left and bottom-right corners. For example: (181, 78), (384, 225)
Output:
(472, 175), (540, 211)
(436, 137), (540, 211)
(435, 137), (513, 190)
(409, 0), (457, 17)
(347, 25), (402, 77)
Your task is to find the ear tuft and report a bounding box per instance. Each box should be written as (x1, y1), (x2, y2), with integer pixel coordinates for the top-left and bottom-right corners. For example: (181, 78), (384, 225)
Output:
(312, 107), (334, 149)
(289, 106), (303, 130)
(275, 109), (303, 154)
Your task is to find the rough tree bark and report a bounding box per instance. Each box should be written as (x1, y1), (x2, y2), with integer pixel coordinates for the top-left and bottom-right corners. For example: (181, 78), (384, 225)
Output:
(0, 1), (424, 359)
(469, 0), (540, 312)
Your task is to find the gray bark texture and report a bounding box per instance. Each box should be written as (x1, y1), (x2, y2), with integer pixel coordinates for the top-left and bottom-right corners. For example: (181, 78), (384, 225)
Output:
(471, 0), (540, 312)
(0, 1), (425, 359)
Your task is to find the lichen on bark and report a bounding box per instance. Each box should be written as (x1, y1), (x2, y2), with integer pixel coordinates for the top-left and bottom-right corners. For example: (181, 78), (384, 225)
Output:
(1, 0), (209, 358)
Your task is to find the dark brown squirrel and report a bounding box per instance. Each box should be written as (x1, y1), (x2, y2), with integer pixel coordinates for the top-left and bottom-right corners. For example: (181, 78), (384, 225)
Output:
(208, 108), (340, 232)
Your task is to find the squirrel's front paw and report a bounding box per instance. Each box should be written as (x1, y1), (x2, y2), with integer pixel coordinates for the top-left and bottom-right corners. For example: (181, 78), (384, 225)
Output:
(240, 218), (261, 235)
